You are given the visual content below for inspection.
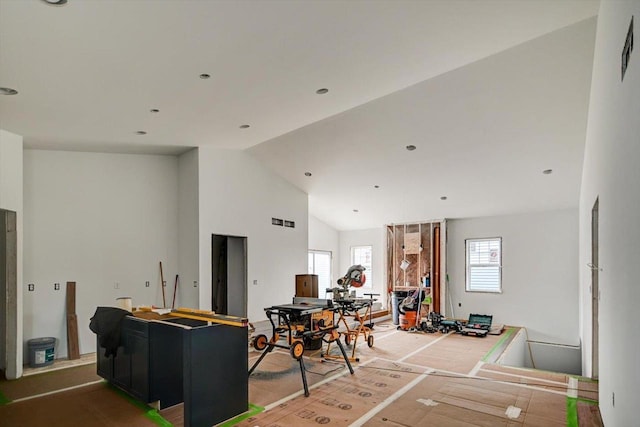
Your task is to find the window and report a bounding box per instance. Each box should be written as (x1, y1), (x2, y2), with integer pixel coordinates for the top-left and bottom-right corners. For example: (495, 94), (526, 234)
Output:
(466, 238), (502, 293)
(308, 250), (332, 298)
(351, 245), (372, 288)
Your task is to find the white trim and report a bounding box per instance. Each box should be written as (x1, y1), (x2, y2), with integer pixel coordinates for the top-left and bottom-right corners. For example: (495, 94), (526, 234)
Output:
(397, 332), (450, 362)
(263, 357), (379, 411)
(568, 377), (578, 398)
(10, 380), (105, 403)
(348, 368), (433, 427)
(468, 360), (484, 376)
(478, 367), (568, 387)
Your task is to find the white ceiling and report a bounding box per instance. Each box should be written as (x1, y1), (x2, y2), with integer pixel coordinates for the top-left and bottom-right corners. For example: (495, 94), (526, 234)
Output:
(0, 0), (599, 230)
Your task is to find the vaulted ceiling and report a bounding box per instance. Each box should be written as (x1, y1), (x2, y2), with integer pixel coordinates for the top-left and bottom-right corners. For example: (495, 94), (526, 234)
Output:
(0, 0), (599, 230)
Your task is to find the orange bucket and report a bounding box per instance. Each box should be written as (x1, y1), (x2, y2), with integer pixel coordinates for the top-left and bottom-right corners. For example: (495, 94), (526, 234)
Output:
(398, 310), (417, 330)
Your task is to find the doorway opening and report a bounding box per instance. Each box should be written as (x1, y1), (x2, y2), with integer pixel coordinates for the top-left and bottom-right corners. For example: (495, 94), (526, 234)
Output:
(211, 234), (247, 317)
(591, 198), (599, 379)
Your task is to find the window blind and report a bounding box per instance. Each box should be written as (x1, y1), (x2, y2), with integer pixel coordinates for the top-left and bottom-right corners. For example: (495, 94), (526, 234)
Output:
(466, 238), (501, 292)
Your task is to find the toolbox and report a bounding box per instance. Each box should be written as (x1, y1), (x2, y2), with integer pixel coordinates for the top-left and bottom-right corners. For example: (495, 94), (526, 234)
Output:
(460, 313), (492, 337)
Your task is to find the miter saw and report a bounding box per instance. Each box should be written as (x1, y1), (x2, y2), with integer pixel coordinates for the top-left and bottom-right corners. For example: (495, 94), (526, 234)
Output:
(323, 264), (376, 362)
(326, 264), (366, 300)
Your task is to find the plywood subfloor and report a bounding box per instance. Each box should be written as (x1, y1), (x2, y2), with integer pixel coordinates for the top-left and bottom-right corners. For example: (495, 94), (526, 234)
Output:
(0, 381), (156, 427)
(237, 324), (597, 427)
(365, 371), (567, 427)
(0, 363), (100, 401)
(0, 323), (602, 426)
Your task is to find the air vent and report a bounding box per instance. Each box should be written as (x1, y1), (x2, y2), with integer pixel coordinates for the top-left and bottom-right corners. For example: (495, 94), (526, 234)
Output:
(272, 217), (296, 228)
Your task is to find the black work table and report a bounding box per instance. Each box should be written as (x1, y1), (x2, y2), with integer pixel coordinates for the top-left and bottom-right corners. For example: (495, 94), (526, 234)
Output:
(269, 303), (324, 315)
(96, 314), (248, 427)
(249, 301), (353, 397)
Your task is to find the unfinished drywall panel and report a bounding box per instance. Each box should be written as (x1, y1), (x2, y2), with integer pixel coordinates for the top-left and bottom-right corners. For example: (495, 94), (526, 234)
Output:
(23, 150), (179, 360)
(0, 129), (23, 380)
(579, 2), (640, 425)
(447, 209), (579, 346)
(177, 148), (199, 308)
(198, 147), (308, 322)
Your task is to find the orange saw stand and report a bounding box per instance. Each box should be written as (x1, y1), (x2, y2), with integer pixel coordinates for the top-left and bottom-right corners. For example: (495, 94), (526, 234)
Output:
(324, 298), (374, 362)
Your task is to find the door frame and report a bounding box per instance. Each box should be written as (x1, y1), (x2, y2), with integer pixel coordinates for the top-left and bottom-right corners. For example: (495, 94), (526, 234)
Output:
(1, 209), (18, 379)
(591, 198), (599, 379)
(211, 234), (247, 317)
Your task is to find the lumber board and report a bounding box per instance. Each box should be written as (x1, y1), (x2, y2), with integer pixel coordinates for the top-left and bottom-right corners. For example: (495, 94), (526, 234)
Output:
(170, 307), (248, 327)
(66, 313), (80, 359)
(66, 281), (76, 315)
(66, 282), (80, 359)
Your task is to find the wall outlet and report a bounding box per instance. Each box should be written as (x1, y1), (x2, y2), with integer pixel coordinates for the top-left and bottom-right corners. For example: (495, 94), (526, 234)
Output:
(54, 283), (60, 290)
(28, 283), (34, 291)
(145, 281), (150, 287)
(193, 281), (198, 288)
(253, 279), (258, 286)
(163, 280), (167, 287)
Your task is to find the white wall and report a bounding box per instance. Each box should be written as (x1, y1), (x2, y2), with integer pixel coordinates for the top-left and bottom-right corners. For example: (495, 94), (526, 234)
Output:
(496, 328), (530, 368)
(447, 209), (579, 345)
(23, 150), (179, 360)
(198, 147), (308, 322)
(0, 129), (23, 379)
(309, 215), (339, 263)
(338, 227), (386, 307)
(177, 148), (199, 308)
(309, 215), (340, 297)
(579, 2), (639, 425)
(0, 131), (23, 212)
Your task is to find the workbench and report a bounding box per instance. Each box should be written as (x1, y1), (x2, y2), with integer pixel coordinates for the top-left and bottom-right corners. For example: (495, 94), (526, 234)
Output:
(249, 301), (353, 396)
(95, 312), (248, 427)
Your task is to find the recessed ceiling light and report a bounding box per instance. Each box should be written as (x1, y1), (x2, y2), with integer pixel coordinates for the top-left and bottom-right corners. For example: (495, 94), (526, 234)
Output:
(440, 196), (447, 200)
(304, 172), (312, 177)
(316, 88), (329, 95)
(199, 73), (211, 79)
(406, 145), (416, 151)
(41, 0), (68, 5)
(0, 87), (18, 95)
(135, 131), (147, 135)
(150, 109), (160, 113)
(239, 124), (250, 129)
(353, 209), (359, 213)
(543, 169), (553, 175)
